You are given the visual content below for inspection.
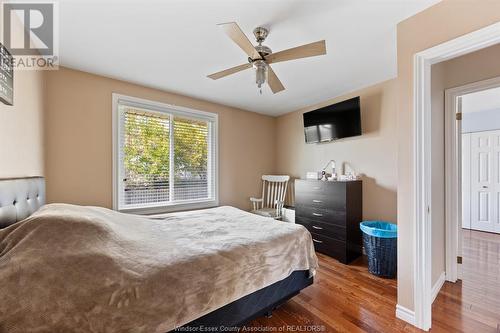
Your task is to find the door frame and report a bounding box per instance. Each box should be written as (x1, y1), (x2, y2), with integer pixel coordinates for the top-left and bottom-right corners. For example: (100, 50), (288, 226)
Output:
(462, 133), (472, 230)
(412, 21), (500, 331)
(444, 76), (500, 284)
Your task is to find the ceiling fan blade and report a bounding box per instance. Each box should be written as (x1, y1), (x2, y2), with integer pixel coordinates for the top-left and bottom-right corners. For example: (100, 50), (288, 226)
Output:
(207, 63), (252, 80)
(218, 22), (261, 60)
(267, 66), (285, 94)
(266, 40), (326, 64)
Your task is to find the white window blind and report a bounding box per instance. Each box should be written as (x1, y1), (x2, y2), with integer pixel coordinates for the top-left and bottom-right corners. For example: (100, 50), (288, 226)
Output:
(114, 95), (217, 212)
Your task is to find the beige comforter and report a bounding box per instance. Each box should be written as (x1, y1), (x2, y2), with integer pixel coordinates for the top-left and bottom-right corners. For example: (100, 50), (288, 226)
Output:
(0, 204), (318, 333)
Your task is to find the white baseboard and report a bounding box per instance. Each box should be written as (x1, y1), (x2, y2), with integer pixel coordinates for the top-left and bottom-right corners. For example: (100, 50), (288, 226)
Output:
(396, 304), (415, 326)
(395, 274), (444, 330)
(431, 272), (446, 303)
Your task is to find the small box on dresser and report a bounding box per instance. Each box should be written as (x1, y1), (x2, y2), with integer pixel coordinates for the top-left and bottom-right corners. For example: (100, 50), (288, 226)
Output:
(295, 179), (362, 264)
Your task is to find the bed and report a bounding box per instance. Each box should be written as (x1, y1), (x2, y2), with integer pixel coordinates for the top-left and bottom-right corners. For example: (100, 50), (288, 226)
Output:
(0, 177), (317, 333)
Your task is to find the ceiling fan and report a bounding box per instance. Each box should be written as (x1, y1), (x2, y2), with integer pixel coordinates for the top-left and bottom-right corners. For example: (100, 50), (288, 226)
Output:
(207, 22), (327, 94)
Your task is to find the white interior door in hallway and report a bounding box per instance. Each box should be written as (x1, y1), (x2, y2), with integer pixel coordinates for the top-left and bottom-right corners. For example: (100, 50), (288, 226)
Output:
(463, 129), (500, 233)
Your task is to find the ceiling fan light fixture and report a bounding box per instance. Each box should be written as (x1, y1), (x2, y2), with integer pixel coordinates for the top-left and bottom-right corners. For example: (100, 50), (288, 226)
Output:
(208, 22), (326, 95)
(253, 59), (268, 92)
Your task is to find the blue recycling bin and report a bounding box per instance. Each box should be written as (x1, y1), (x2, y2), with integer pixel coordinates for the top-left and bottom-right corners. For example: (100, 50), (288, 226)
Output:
(360, 221), (397, 278)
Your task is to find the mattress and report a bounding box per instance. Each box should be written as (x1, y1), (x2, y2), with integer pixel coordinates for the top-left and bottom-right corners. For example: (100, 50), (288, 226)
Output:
(0, 204), (318, 333)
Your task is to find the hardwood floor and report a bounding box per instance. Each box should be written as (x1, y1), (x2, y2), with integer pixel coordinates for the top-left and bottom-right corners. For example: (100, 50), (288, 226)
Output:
(432, 230), (500, 333)
(246, 230), (500, 332)
(247, 253), (418, 332)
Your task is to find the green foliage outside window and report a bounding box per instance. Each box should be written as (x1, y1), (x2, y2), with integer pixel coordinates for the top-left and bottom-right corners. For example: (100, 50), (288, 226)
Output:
(123, 110), (208, 185)
(173, 117), (208, 180)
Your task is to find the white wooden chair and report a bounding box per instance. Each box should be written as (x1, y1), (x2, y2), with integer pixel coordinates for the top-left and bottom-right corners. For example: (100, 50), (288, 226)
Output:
(250, 175), (290, 220)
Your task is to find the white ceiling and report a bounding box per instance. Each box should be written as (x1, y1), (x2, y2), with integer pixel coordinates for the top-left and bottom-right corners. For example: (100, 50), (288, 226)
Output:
(58, 0), (439, 116)
(462, 87), (500, 113)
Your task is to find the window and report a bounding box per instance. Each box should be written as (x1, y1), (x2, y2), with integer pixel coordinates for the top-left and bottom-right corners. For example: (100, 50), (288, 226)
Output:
(113, 94), (218, 213)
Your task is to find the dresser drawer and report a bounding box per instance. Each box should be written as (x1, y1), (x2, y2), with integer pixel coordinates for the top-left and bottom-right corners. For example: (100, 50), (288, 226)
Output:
(295, 206), (346, 227)
(309, 232), (347, 263)
(295, 180), (331, 194)
(295, 181), (346, 210)
(296, 217), (346, 241)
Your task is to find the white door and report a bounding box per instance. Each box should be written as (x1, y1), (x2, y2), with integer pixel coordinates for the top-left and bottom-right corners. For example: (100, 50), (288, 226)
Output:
(465, 130), (500, 233)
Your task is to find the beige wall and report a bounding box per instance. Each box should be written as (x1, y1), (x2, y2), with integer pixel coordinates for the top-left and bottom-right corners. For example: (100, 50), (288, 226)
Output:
(0, 10), (45, 178)
(440, 43), (500, 88)
(396, 0), (500, 310)
(0, 70), (45, 178)
(44, 67), (275, 210)
(430, 43), (500, 287)
(275, 80), (398, 222)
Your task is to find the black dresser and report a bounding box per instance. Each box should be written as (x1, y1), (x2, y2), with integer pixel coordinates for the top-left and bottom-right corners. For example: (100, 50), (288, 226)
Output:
(295, 179), (362, 264)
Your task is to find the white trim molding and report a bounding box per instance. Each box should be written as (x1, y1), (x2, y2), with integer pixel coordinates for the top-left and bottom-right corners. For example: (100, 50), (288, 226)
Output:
(396, 305), (415, 326)
(444, 87), (461, 284)
(431, 272), (446, 303)
(412, 21), (500, 331)
(112, 93), (219, 214)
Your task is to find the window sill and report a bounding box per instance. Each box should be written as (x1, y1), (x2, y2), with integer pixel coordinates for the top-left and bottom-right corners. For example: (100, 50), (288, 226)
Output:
(117, 199), (219, 215)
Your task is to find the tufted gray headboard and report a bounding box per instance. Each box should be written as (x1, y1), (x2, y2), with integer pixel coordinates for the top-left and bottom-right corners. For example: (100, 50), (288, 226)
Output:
(0, 177), (45, 228)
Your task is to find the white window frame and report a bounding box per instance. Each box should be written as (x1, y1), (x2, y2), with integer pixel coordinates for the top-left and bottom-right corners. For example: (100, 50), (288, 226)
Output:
(112, 93), (219, 214)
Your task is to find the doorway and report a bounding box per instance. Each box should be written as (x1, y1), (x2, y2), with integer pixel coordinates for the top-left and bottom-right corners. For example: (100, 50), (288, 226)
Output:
(443, 79), (500, 331)
(411, 20), (500, 331)
(445, 77), (500, 281)
(445, 77), (500, 282)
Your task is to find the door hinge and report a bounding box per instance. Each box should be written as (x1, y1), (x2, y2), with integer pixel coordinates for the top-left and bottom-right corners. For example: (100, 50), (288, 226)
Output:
(457, 256), (462, 264)
(456, 112), (462, 121)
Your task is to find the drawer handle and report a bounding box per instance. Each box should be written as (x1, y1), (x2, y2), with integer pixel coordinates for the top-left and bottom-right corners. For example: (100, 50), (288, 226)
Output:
(312, 199), (323, 203)
(312, 239), (323, 244)
(312, 212), (323, 217)
(312, 225), (323, 230)
(313, 187), (321, 190)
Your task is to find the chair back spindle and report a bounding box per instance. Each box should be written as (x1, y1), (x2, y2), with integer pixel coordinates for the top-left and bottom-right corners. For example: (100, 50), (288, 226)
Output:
(250, 175), (290, 220)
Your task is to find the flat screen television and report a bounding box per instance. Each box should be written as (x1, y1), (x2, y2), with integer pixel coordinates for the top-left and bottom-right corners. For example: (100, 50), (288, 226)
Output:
(303, 96), (361, 143)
